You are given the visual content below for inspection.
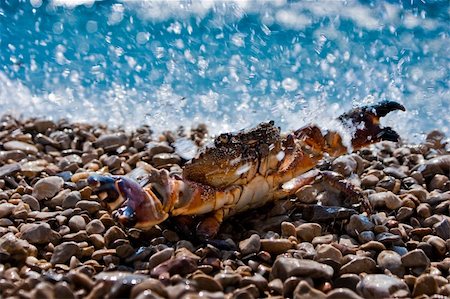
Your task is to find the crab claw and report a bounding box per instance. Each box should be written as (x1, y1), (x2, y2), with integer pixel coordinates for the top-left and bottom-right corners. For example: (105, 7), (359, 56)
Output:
(87, 174), (123, 211)
(338, 100), (405, 148)
(88, 174), (168, 230)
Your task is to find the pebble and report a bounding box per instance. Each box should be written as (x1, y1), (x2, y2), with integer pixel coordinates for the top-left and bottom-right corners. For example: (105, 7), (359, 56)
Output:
(327, 288), (363, 299)
(239, 234), (261, 256)
(20, 223), (60, 245)
(377, 250), (404, 277)
(346, 214), (374, 237)
(401, 249), (430, 268)
(339, 256), (377, 274)
(293, 280), (326, 299)
(368, 191), (402, 210)
(68, 215), (86, 232)
(32, 176), (64, 200)
(21, 194), (40, 211)
(62, 191), (82, 208)
(296, 223), (322, 242)
(130, 278), (168, 299)
(3, 140), (38, 154)
(271, 257), (334, 281)
(104, 226), (127, 248)
(148, 248), (174, 269)
(0, 163), (21, 178)
(356, 274), (410, 298)
(434, 218), (450, 240)
(413, 274), (439, 297)
(76, 200), (102, 214)
(150, 256), (197, 278)
(86, 219), (105, 235)
(260, 238), (293, 255)
(51, 242), (79, 265)
(315, 244), (342, 262)
(193, 273), (224, 292)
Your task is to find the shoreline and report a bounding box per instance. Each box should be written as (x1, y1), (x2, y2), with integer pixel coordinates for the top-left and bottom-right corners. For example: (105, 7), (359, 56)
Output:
(0, 115), (449, 298)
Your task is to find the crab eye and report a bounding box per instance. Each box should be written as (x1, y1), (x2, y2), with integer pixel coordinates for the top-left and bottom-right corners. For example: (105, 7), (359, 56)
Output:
(219, 134), (229, 144)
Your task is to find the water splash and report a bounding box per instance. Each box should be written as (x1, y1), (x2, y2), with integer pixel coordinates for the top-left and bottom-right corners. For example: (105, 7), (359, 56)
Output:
(0, 0), (448, 141)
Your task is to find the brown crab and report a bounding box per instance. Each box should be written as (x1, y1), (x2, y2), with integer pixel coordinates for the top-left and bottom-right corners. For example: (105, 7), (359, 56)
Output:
(87, 101), (405, 239)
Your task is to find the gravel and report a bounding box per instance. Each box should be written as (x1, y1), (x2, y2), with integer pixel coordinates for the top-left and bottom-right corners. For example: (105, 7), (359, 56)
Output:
(0, 115), (449, 298)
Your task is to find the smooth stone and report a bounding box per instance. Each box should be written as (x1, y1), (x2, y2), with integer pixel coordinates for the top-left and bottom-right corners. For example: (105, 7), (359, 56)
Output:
(68, 215), (86, 232)
(0, 150), (26, 162)
(20, 223), (60, 245)
(104, 226), (127, 248)
(339, 257), (377, 274)
(333, 274), (360, 291)
(413, 274), (439, 297)
(239, 234), (261, 256)
(296, 223), (322, 242)
(315, 244), (342, 263)
(332, 155), (358, 176)
(0, 232), (35, 263)
(240, 273), (268, 292)
(86, 219), (105, 235)
(0, 203), (16, 218)
(271, 257), (334, 281)
(150, 256), (197, 278)
(361, 175), (379, 188)
(295, 185), (318, 203)
(93, 133), (129, 149)
(21, 194), (40, 211)
(326, 288), (363, 299)
(401, 249), (430, 268)
(426, 235), (447, 256)
(368, 191), (402, 210)
(311, 234), (336, 246)
(293, 280), (326, 299)
(358, 230), (375, 244)
(148, 248), (174, 269)
(0, 163), (21, 178)
(88, 234), (105, 249)
(92, 249), (116, 260)
(193, 273), (223, 292)
(434, 218), (450, 240)
(51, 242), (79, 265)
(62, 191), (82, 208)
(377, 250), (404, 277)
(396, 207), (413, 221)
(54, 282), (75, 299)
(345, 215), (375, 237)
(356, 274), (410, 299)
(32, 176), (64, 200)
(151, 153), (181, 167)
(130, 278), (168, 299)
(260, 239), (293, 255)
(76, 200), (101, 214)
(214, 271), (242, 288)
(4, 141), (38, 154)
(281, 221), (297, 237)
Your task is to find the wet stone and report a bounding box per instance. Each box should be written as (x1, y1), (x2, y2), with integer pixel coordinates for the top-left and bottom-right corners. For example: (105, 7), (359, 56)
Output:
(32, 176), (64, 200)
(68, 215), (86, 232)
(148, 248), (174, 269)
(413, 274), (439, 297)
(327, 288), (363, 299)
(151, 153), (181, 167)
(76, 200), (101, 214)
(4, 140), (38, 155)
(150, 256), (197, 278)
(346, 214), (374, 237)
(214, 271), (242, 288)
(0, 163), (21, 178)
(239, 234), (261, 256)
(401, 249), (430, 268)
(377, 250), (404, 277)
(20, 223), (60, 245)
(340, 256), (377, 275)
(193, 273), (223, 292)
(86, 219), (105, 235)
(62, 191), (81, 208)
(104, 226), (127, 248)
(356, 274), (410, 299)
(293, 280), (326, 299)
(296, 223), (321, 242)
(271, 257), (334, 281)
(260, 238), (293, 255)
(434, 218), (450, 240)
(21, 194), (40, 211)
(51, 242), (79, 265)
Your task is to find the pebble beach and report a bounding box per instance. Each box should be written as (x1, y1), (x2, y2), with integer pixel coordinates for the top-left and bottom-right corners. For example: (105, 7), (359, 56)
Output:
(0, 115), (449, 299)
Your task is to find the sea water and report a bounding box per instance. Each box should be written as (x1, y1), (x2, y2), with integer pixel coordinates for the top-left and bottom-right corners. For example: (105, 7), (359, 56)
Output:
(0, 0), (449, 141)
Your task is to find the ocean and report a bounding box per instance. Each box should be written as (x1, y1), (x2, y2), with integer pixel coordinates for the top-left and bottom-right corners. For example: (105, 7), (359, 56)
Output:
(1, 0), (449, 141)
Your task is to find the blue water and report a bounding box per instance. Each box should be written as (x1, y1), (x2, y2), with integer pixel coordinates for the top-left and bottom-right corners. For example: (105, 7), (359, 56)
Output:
(0, 0), (449, 140)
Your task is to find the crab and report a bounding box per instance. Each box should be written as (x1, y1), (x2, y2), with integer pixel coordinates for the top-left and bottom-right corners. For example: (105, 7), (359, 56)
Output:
(86, 101), (405, 239)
